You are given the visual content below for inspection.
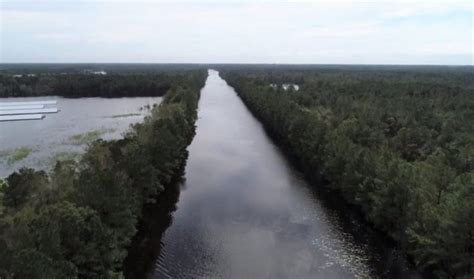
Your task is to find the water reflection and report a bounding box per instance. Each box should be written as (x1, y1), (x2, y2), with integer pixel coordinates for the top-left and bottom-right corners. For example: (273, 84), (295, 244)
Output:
(124, 172), (183, 279)
(138, 70), (420, 279)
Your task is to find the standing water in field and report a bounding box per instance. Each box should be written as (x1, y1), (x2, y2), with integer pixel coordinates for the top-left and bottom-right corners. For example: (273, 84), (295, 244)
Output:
(131, 70), (420, 278)
(0, 96), (161, 177)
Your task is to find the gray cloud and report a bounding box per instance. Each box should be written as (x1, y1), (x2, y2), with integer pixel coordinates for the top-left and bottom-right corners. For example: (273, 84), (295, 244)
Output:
(1, 0), (472, 64)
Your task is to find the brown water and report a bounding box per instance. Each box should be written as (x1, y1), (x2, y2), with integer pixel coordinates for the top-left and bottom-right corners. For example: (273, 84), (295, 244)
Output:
(130, 70), (421, 279)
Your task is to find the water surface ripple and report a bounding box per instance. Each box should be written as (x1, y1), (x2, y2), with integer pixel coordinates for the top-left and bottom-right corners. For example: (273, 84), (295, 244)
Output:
(149, 70), (419, 279)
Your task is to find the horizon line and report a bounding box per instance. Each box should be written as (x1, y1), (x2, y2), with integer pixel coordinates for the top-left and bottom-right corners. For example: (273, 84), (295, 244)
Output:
(0, 62), (473, 67)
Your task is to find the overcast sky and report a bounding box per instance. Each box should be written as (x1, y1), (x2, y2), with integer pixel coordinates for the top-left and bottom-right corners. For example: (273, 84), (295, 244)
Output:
(1, 0), (473, 64)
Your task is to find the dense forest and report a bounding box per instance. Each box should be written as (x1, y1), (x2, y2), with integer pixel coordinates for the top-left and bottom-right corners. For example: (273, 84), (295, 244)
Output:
(220, 66), (474, 278)
(0, 63), (207, 74)
(0, 64), (209, 98)
(0, 70), (207, 277)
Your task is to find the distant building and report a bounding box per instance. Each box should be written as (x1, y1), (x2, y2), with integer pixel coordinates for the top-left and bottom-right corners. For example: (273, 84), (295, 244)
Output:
(12, 74), (37, 78)
(270, 83), (300, 91)
(93, 71), (107, 75)
(83, 69), (107, 75)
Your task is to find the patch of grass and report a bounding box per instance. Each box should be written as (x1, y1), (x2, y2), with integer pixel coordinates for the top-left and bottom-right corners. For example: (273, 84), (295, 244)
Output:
(70, 131), (102, 144)
(7, 147), (32, 164)
(69, 128), (116, 145)
(109, 113), (141, 118)
(50, 151), (80, 164)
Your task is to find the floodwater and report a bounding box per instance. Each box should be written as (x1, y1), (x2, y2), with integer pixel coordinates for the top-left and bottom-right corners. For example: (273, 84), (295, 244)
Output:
(0, 96), (161, 177)
(134, 70), (420, 279)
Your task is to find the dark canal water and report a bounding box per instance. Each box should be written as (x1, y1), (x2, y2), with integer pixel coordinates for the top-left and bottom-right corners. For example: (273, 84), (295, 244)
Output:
(126, 70), (421, 279)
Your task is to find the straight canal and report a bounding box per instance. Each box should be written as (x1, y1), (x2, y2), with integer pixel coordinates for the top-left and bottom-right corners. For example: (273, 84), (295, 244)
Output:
(128, 70), (421, 279)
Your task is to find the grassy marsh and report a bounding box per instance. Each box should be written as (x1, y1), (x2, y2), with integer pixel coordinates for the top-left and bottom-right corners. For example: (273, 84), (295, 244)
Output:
(1, 147), (34, 164)
(69, 128), (116, 145)
(109, 113), (142, 118)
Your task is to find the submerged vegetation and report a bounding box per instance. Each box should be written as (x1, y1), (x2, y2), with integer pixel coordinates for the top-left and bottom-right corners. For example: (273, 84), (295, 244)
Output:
(220, 65), (474, 278)
(0, 70), (207, 277)
(7, 148), (32, 164)
(69, 129), (116, 145)
(0, 147), (33, 165)
(109, 113), (142, 118)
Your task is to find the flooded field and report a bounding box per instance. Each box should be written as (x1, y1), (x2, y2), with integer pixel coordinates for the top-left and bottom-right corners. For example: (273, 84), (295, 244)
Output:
(0, 96), (162, 177)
